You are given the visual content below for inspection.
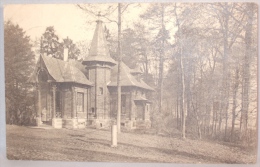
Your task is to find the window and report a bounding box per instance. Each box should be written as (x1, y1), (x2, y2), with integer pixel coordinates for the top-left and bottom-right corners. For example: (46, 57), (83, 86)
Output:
(91, 107), (96, 117)
(99, 87), (103, 95)
(146, 104), (149, 112)
(76, 92), (84, 112)
(38, 69), (48, 82)
(121, 95), (126, 108)
(91, 107), (95, 113)
(55, 91), (61, 117)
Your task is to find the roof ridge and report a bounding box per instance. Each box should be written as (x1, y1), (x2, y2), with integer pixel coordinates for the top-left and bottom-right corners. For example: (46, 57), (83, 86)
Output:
(40, 55), (92, 86)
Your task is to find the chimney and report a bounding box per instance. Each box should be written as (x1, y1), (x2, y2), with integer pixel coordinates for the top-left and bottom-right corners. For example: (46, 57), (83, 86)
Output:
(64, 47), (68, 61)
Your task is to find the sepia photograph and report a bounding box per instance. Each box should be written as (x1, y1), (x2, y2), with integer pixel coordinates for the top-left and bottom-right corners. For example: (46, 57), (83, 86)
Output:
(2, 1), (258, 164)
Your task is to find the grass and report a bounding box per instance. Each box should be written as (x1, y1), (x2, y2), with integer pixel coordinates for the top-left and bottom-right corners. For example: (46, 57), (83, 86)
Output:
(6, 125), (257, 163)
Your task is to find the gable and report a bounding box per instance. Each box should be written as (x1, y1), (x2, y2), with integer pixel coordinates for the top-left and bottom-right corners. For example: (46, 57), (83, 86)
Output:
(29, 55), (92, 86)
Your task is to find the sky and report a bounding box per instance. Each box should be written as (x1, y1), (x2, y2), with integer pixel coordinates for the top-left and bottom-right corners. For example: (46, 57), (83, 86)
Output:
(4, 4), (147, 43)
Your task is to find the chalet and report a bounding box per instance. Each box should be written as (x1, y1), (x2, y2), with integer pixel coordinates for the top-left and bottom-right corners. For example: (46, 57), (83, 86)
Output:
(29, 20), (153, 129)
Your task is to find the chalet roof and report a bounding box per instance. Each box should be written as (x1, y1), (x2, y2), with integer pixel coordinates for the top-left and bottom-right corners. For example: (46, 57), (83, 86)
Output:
(108, 62), (154, 91)
(83, 20), (116, 65)
(29, 55), (92, 86)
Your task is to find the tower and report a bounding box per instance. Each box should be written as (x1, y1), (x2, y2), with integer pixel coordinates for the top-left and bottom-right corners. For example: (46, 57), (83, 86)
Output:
(82, 20), (116, 126)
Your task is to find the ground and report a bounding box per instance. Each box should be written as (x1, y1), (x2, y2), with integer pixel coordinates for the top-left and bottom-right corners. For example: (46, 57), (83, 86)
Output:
(6, 125), (257, 163)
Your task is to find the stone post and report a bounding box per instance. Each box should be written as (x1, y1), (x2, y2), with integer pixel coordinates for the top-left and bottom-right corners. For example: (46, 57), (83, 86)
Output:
(36, 84), (42, 126)
(52, 85), (56, 118)
(52, 84), (62, 128)
(72, 87), (76, 118)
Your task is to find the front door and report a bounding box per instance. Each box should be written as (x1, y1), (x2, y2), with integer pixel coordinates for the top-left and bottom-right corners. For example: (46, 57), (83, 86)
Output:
(41, 83), (52, 122)
(136, 104), (144, 120)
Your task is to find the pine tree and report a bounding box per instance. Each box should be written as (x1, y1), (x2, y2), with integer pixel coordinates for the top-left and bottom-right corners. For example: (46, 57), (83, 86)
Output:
(4, 21), (35, 125)
(41, 26), (61, 58)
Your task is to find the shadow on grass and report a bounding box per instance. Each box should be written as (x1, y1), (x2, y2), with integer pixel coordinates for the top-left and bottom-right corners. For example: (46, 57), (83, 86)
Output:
(76, 136), (244, 163)
(119, 142), (244, 164)
(67, 147), (158, 162)
(75, 138), (111, 147)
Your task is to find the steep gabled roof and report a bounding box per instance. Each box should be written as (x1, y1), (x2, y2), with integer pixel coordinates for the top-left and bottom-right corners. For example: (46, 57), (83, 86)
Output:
(29, 55), (92, 86)
(108, 62), (154, 91)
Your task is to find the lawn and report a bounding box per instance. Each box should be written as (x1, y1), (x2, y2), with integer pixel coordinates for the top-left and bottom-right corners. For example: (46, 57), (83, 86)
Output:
(6, 125), (257, 163)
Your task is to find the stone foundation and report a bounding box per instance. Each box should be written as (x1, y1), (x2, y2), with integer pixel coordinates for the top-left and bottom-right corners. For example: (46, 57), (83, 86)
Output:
(62, 118), (86, 129)
(35, 117), (151, 130)
(121, 120), (136, 130)
(86, 119), (111, 129)
(36, 117), (42, 126)
(77, 119), (86, 129)
(62, 119), (78, 129)
(136, 120), (151, 129)
(52, 118), (62, 129)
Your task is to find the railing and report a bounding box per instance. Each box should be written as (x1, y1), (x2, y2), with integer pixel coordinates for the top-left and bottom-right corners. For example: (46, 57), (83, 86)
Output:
(55, 112), (62, 118)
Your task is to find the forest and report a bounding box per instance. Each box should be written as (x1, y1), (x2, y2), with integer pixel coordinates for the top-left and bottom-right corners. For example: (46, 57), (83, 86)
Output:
(4, 2), (257, 148)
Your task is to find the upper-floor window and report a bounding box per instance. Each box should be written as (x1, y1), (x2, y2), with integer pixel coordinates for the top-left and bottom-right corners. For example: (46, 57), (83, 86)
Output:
(121, 94), (126, 108)
(99, 87), (103, 95)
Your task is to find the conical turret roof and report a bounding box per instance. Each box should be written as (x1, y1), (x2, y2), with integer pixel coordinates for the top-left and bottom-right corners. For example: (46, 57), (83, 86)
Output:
(83, 20), (116, 66)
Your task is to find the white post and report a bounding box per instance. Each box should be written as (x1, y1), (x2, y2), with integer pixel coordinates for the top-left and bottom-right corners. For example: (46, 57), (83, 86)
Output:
(111, 124), (117, 147)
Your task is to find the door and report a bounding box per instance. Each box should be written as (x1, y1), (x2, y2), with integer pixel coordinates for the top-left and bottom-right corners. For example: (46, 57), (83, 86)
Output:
(40, 83), (51, 122)
(136, 104), (144, 120)
(76, 92), (84, 118)
(56, 91), (61, 118)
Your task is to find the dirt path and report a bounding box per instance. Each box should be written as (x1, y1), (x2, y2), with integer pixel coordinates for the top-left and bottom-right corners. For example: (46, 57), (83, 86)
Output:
(6, 125), (256, 163)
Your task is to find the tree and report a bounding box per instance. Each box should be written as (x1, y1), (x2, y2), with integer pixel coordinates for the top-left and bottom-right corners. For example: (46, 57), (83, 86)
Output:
(76, 40), (90, 60)
(141, 3), (171, 113)
(61, 37), (81, 60)
(117, 3), (123, 133)
(41, 26), (61, 58)
(41, 27), (80, 60)
(240, 3), (257, 140)
(4, 21), (35, 125)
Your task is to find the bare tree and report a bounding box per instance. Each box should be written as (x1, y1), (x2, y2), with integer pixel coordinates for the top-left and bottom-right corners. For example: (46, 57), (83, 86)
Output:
(240, 3), (256, 140)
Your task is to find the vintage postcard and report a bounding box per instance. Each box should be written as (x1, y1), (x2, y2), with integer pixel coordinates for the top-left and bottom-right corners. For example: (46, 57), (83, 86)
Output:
(3, 1), (258, 164)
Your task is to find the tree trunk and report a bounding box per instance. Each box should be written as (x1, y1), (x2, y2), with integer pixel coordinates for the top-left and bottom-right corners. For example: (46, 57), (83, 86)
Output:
(219, 4), (230, 136)
(240, 3), (254, 140)
(117, 3), (122, 133)
(158, 4), (165, 113)
(180, 47), (186, 139)
(231, 67), (239, 141)
(176, 97), (179, 129)
(174, 3), (186, 139)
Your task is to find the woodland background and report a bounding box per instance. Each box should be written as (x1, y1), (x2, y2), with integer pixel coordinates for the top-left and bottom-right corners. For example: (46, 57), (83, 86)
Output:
(4, 3), (257, 149)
